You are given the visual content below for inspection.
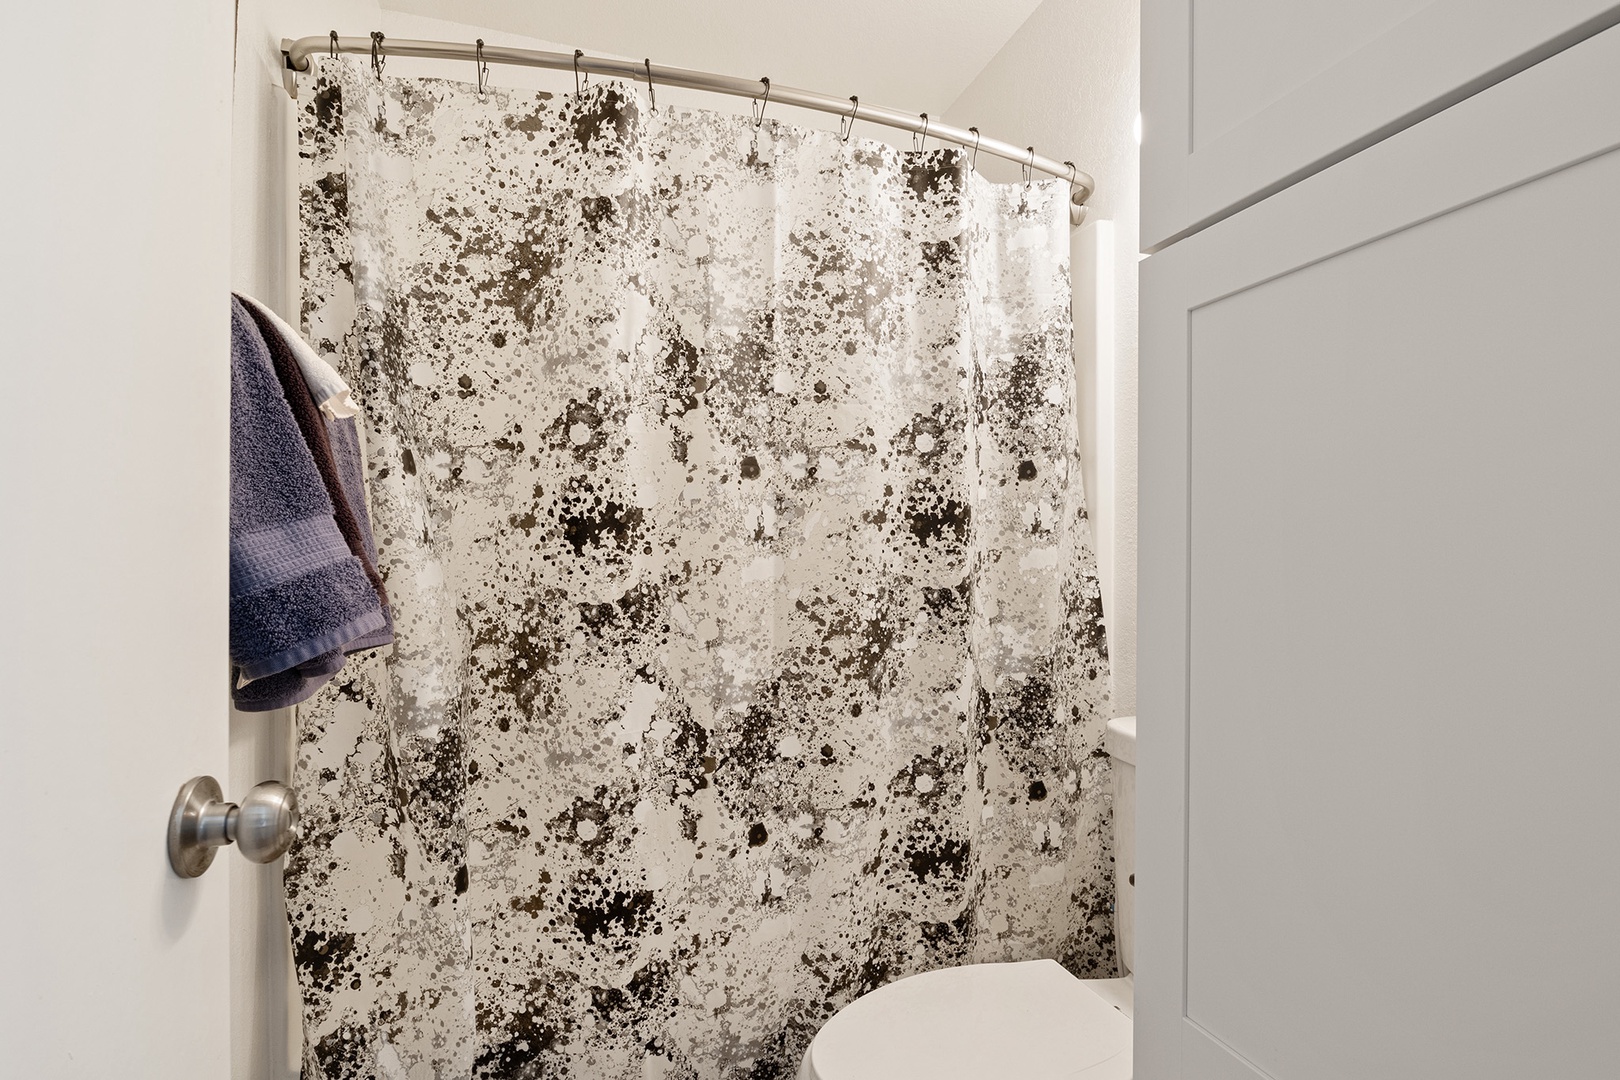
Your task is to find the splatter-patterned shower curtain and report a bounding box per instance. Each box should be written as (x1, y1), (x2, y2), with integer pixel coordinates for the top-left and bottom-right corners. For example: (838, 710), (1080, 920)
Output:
(289, 57), (1113, 1080)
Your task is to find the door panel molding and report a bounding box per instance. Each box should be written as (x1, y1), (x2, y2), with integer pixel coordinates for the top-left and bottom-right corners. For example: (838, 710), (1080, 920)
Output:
(1142, 0), (1620, 250)
(1138, 25), (1620, 1078)
(1184, 1020), (1278, 1080)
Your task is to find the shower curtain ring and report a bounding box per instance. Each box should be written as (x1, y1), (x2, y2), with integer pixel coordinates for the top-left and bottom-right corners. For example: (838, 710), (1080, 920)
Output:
(644, 58), (656, 110)
(328, 30), (338, 60)
(839, 96), (859, 143)
(750, 77), (771, 154)
(751, 77), (771, 130)
(1022, 146), (1035, 189)
(913, 113), (929, 152)
(475, 39), (490, 98)
(370, 31), (385, 79)
(968, 127), (981, 170)
(574, 49), (587, 93)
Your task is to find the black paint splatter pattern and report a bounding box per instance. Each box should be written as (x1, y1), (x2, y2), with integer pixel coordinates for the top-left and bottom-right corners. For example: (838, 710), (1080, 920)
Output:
(288, 58), (1114, 1080)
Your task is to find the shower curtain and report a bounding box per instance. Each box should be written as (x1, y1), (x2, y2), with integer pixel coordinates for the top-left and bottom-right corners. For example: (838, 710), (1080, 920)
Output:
(289, 58), (1113, 1080)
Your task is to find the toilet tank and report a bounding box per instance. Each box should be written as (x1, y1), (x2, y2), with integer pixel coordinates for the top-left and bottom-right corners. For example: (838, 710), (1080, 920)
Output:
(1102, 716), (1136, 976)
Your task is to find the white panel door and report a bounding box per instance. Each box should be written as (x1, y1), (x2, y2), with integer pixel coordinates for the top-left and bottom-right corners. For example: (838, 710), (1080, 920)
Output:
(0, 2), (235, 1077)
(1140, 0), (1620, 249)
(1138, 26), (1620, 1080)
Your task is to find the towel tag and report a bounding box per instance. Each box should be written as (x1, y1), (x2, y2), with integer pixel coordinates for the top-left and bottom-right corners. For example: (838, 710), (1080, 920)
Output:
(320, 390), (363, 419)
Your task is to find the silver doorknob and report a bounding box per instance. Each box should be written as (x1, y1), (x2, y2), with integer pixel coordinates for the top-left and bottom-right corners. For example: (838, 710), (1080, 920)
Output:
(167, 776), (300, 878)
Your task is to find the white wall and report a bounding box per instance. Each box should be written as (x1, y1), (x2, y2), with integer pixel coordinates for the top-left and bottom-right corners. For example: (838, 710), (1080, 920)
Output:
(0, 2), (235, 1077)
(947, 0), (1140, 716)
(385, 0), (1044, 116)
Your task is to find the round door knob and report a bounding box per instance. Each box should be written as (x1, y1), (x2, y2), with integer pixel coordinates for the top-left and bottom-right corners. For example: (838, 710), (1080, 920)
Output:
(232, 781), (300, 864)
(167, 776), (301, 878)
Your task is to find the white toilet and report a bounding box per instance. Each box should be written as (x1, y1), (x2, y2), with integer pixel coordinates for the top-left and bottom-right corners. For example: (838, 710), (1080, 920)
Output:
(798, 716), (1137, 1080)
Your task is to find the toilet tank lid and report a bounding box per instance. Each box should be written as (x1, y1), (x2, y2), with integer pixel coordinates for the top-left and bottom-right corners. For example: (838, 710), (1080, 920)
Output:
(1103, 716), (1136, 766)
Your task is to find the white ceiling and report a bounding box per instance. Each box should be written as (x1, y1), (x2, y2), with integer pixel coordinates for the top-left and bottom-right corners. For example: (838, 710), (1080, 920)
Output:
(383, 0), (1046, 115)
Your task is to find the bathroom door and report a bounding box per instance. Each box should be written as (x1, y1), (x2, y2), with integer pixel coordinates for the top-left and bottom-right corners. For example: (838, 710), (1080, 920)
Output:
(1137, 25), (1620, 1080)
(0, 2), (236, 1077)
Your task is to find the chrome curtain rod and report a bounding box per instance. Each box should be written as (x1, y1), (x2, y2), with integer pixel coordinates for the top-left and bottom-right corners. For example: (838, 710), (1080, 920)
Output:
(281, 34), (1095, 220)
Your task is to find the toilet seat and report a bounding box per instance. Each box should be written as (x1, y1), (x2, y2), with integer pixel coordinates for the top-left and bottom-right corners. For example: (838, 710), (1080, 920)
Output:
(798, 959), (1133, 1080)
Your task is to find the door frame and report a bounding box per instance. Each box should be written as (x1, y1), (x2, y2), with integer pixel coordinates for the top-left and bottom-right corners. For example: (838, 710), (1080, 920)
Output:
(1136, 26), (1620, 1078)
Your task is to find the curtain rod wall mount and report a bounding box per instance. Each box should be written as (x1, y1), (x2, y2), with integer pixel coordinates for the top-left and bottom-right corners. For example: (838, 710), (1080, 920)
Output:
(281, 35), (1094, 225)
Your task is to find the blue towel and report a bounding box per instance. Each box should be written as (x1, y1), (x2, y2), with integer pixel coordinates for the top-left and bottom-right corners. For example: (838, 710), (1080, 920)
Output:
(229, 297), (386, 709)
(238, 294), (394, 655)
(231, 650), (348, 711)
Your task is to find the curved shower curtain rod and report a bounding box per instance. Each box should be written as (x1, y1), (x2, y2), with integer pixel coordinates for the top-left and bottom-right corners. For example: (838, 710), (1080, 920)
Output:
(281, 34), (1095, 224)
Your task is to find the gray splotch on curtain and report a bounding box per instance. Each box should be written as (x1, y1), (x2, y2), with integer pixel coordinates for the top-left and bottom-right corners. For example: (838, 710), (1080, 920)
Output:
(288, 57), (1113, 1080)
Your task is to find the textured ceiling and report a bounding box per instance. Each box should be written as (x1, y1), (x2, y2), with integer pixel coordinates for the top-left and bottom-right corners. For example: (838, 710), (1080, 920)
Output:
(382, 0), (1046, 115)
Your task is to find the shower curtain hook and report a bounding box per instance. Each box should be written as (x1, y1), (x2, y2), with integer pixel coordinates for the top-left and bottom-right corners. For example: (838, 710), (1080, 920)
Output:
(1022, 146), (1035, 189)
(644, 59), (656, 110)
(913, 113), (930, 152)
(968, 127), (981, 171)
(370, 31), (385, 79)
(475, 39), (490, 98)
(750, 78), (771, 130)
(573, 49), (587, 93)
(328, 30), (338, 60)
(750, 77), (771, 155)
(839, 96), (859, 143)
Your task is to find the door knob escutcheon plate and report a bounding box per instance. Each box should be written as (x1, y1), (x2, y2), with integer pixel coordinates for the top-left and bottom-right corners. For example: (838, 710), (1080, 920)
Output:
(168, 775), (228, 878)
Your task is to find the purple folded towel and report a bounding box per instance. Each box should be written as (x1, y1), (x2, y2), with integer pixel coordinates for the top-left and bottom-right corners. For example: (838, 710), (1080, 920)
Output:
(239, 296), (394, 654)
(229, 297), (387, 710)
(232, 650), (348, 711)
